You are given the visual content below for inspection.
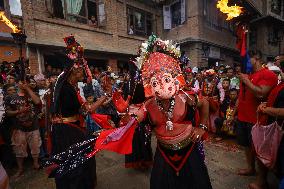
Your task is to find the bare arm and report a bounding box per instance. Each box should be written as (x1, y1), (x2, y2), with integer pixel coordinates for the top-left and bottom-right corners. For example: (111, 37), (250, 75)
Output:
(6, 108), (19, 117)
(182, 92), (209, 125)
(90, 96), (108, 112)
(6, 106), (28, 117)
(18, 82), (41, 105)
(244, 81), (272, 99)
(184, 94), (209, 141)
(25, 87), (41, 105)
(197, 97), (209, 125)
(240, 74), (273, 99)
(263, 107), (284, 118)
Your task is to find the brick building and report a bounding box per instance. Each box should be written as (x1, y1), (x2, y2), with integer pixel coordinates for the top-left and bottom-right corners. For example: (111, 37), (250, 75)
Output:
(0, 0), (283, 73)
(248, 0), (284, 61)
(160, 0), (284, 68)
(0, 5), (25, 63)
(1, 0), (163, 74)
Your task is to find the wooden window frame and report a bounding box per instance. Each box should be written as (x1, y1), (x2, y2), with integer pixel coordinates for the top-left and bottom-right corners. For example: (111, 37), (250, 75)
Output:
(127, 6), (153, 37)
(48, 0), (101, 26)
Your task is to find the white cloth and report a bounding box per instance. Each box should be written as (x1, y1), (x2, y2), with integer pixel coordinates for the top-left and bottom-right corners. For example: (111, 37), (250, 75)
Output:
(192, 80), (200, 94)
(78, 82), (86, 101)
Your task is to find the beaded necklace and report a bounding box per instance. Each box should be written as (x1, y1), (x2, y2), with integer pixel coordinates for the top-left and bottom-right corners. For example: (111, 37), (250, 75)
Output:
(155, 96), (175, 131)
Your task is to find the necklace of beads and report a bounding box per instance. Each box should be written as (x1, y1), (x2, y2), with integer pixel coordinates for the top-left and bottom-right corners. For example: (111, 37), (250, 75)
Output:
(155, 96), (175, 131)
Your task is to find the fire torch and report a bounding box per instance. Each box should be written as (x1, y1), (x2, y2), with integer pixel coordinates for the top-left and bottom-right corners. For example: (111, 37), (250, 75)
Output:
(0, 11), (27, 81)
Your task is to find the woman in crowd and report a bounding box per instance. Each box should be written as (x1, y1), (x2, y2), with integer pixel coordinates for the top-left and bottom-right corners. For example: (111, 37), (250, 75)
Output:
(123, 64), (153, 170)
(49, 35), (108, 189)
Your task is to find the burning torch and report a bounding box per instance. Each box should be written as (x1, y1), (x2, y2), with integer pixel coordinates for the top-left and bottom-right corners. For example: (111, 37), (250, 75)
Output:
(0, 11), (27, 81)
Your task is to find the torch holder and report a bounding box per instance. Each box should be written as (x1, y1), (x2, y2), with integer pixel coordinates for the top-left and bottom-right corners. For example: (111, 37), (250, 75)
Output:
(11, 32), (27, 81)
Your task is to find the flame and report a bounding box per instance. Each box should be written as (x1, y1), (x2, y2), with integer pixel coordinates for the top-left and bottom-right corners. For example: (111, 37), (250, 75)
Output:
(0, 11), (21, 33)
(217, 0), (243, 20)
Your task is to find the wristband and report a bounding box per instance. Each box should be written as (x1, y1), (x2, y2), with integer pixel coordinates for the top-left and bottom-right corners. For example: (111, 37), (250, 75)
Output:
(199, 124), (208, 131)
(131, 114), (139, 121)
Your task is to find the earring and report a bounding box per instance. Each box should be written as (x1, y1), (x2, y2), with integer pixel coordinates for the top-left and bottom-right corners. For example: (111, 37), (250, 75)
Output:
(174, 80), (179, 85)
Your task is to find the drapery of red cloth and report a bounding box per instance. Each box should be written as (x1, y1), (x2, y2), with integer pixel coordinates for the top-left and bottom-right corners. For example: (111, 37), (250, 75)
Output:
(236, 25), (247, 57)
(90, 114), (113, 129)
(86, 118), (138, 158)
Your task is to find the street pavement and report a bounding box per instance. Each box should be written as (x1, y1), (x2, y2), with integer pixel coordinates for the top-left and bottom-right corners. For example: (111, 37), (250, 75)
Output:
(8, 137), (279, 189)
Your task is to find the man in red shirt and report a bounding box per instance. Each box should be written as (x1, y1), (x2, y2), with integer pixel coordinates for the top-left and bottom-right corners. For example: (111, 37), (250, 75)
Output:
(237, 50), (278, 176)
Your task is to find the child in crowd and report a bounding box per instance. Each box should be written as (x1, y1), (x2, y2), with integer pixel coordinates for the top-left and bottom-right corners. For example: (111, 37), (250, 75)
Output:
(83, 84), (114, 134)
(219, 78), (230, 103)
(215, 88), (238, 139)
(83, 84), (102, 134)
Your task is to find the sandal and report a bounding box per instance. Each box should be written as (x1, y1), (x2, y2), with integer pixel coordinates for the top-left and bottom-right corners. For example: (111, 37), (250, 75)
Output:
(237, 169), (256, 176)
(248, 182), (268, 189)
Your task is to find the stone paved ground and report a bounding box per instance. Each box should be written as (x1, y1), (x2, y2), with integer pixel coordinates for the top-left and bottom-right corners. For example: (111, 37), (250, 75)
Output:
(8, 137), (279, 189)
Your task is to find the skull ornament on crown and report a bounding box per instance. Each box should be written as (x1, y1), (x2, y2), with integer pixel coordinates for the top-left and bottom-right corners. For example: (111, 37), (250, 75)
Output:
(134, 35), (186, 99)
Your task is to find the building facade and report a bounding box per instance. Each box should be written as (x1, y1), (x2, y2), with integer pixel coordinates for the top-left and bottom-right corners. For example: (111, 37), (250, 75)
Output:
(1, 0), (163, 74)
(0, 0), (283, 73)
(249, 0), (284, 61)
(160, 0), (284, 68)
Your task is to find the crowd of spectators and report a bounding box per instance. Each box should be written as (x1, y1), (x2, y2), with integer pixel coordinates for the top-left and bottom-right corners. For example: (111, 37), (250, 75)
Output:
(0, 52), (284, 189)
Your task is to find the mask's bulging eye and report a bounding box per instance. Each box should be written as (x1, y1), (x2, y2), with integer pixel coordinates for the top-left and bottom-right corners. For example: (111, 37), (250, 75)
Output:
(164, 77), (171, 83)
(152, 81), (158, 87)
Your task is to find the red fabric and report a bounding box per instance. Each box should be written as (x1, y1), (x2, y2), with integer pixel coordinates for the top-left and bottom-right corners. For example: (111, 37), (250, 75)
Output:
(39, 118), (45, 128)
(92, 120), (137, 155)
(158, 143), (195, 175)
(47, 134), (52, 155)
(240, 31), (246, 57)
(144, 85), (153, 98)
(238, 68), (278, 124)
(267, 82), (284, 107)
(112, 91), (131, 113)
(90, 114), (113, 129)
(236, 25), (246, 57)
(176, 75), (186, 88)
(259, 82), (284, 124)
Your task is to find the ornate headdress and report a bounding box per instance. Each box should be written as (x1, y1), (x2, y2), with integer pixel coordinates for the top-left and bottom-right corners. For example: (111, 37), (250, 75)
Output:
(63, 35), (92, 80)
(133, 35), (186, 94)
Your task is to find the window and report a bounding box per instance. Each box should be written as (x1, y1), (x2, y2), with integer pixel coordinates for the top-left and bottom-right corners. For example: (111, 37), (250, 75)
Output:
(9, 0), (22, 16)
(268, 27), (279, 46)
(163, 0), (186, 30)
(271, 0), (281, 15)
(127, 7), (153, 36)
(249, 28), (257, 48)
(51, 0), (105, 26)
(0, 0), (4, 11)
(171, 1), (181, 28)
(203, 0), (233, 32)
